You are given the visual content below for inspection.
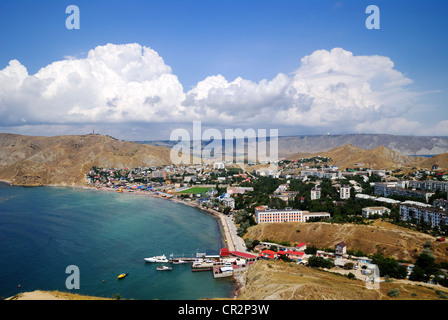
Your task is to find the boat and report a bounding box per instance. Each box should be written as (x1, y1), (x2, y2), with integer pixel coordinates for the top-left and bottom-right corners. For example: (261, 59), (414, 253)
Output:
(156, 265), (172, 271)
(144, 255), (169, 263)
(172, 259), (188, 264)
(117, 273), (128, 279)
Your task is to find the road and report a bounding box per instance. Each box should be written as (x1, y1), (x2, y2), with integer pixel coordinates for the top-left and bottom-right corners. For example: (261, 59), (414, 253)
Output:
(225, 213), (248, 253)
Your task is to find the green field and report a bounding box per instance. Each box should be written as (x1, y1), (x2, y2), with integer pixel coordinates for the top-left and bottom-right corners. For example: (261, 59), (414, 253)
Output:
(177, 187), (211, 194)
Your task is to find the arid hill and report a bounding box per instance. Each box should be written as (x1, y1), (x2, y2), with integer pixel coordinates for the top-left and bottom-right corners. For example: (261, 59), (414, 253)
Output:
(235, 260), (448, 300)
(419, 153), (448, 169)
(244, 220), (448, 263)
(0, 133), (172, 186)
(287, 144), (427, 169)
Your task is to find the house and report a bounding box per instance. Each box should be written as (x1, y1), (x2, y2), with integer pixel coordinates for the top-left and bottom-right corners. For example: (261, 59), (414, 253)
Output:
(259, 250), (278, 260)
(335, 241), (347, 256)
(295, 242), (307, 252)
(283, 250), (305, 261)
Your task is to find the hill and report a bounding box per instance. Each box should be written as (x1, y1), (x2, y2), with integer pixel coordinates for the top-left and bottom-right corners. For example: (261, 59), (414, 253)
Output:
(419, 153), (448, 169)
(0, 133), (172, 186)
(287, 144), (427, 169)
(140, 133), (448, 158)
(235, 260), (448, 300)
(244, 221), (448, 263)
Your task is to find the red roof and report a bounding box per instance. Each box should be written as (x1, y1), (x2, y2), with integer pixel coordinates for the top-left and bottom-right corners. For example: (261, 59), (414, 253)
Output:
(230, 251), (258, 259)
(259, 250), (277, 259)
(285, 250), (305, 256)
(296, 242), (306, 248)
(220, 248), (230, 256)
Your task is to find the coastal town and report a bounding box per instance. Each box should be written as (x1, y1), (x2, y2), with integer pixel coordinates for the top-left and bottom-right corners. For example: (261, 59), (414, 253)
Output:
(84, 158), (448, 290)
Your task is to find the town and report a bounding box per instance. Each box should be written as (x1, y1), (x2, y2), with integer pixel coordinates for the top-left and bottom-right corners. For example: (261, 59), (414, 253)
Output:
(84, 158), (448, 290)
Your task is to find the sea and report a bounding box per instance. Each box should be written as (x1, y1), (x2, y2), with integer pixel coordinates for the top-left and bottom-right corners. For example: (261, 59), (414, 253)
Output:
(0, 184), (235, 300)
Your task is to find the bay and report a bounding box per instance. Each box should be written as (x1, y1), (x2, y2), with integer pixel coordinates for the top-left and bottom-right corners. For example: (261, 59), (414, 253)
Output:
(0, 186), (235, 300)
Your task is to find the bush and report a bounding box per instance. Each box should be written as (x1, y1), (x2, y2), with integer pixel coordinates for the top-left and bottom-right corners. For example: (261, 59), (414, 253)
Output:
(346, 272), (356, 280)
(387, 288), (400, 298)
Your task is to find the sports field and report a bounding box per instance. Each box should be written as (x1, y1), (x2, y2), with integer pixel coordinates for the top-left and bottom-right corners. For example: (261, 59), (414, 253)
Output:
(177, 187), (211, 194)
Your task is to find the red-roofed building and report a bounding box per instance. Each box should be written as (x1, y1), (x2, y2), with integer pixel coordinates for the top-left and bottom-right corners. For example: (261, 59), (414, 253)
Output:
(296, 242), (307, 251)
(259, 250), (278, 260)
(230, 251), (258, 260)
(220, 248), (230, 257)
(284, 250), (305, 261)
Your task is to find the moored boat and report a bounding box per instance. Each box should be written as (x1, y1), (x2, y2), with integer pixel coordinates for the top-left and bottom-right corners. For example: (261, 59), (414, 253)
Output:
(117, 273), (128, 279)
(144, 255), (169, 263)
(172, 259), (188, 264)
(156, 265), (172, 271)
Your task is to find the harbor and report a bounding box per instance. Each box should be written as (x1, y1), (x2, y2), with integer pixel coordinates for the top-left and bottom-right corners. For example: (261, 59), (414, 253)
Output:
(144, 249), (258, 278)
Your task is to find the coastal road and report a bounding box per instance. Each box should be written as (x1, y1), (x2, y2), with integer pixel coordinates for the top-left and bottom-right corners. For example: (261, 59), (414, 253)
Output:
(225, 214), (248, 253)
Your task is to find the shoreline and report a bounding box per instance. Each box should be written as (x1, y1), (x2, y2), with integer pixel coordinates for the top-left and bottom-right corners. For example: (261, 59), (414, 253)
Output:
(77, 184), (235, 251)
(2, 182), (244, 299)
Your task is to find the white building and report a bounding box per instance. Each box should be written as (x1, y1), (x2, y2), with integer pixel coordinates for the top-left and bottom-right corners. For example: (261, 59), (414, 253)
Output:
(362, 207), (391, 218)
(399, 203), (448, 228)
(213, 162), (225, 170)
(222, 197), (235, 209)
(340, 185), (350, 199)
(311, 187), (321, 200)
(255, 206), (330, 224)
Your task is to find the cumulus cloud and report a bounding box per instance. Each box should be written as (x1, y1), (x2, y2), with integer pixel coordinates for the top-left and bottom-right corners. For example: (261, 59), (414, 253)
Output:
(0, 44), (425, 138)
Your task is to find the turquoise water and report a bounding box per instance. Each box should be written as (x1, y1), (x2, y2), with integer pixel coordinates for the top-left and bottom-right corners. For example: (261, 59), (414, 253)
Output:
(0, 186), (234, 300)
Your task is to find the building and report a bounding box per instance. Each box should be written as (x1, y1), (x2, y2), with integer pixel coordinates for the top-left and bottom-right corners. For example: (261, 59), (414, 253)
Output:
(259, 250), (278, 260)
(255, 206), (330, 224)
(226, 186), (254, 195)
(302, 212), (331, 222)
(335, 241), (347, 256)
(213, 162), (225, 170)
(222, 197), (235, 209)
(270, 191), (298, 203)
(362, 207), (391, 218)
(311, 187), (321, 200)
(295, 242), (307, 251)
(374, 182), (434, 203)
(399, 203), (448, 228)
(408, 180), (448, 193)
(340, 185), (350, 199)
(255, 206), (303, 224)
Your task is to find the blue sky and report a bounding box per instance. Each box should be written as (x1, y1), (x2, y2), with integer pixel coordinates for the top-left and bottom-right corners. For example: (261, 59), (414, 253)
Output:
(0, 0), (447, 139)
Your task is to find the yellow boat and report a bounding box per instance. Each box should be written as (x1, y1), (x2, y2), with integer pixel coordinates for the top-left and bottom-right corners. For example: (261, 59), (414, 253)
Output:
(117, 273), (128, 279)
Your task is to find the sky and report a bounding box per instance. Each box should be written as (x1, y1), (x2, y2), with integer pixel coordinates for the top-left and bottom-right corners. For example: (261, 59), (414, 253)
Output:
(0, 0), (447, 140)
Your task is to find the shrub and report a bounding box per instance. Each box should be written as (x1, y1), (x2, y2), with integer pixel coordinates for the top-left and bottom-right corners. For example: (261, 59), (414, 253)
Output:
(387, 288), (400, 298)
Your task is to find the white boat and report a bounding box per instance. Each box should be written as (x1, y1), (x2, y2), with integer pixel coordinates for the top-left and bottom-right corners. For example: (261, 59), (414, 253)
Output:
(144, 255), (169, 263)
(156, 265), (172, 271)
(172, 259), (188, 264)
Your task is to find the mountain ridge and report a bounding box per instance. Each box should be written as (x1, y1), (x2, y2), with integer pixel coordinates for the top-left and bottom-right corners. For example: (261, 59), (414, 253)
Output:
(287, 143), (429, 169)
(0, 133), (172, 186)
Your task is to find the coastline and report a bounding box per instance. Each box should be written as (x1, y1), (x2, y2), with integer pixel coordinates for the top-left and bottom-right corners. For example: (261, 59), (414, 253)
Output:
(74, 184), (237, 252)
(1, 183), (243, 300)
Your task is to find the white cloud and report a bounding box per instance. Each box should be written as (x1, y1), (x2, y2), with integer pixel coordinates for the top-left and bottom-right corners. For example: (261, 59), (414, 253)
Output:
(0, 44), (431, 138)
